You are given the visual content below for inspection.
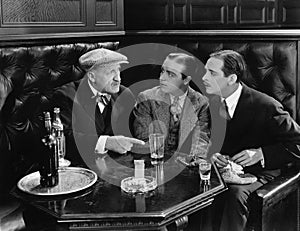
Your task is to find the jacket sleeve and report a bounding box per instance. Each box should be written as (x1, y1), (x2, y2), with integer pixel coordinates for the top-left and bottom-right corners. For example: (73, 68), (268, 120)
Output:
(190, 97), (211, 159)
(262, 102), (300, 169)
(132, 92), (153, 141)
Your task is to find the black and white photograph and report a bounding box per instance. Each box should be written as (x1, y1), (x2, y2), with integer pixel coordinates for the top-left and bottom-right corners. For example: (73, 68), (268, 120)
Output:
(0, 1), (300, 230)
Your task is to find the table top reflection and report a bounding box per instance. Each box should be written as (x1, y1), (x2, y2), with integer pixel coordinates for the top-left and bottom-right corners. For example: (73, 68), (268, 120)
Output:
(12, 151), (226, 230)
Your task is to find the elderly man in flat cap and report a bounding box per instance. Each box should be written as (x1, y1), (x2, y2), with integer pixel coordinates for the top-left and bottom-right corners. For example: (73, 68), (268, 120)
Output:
(52, 48), (144, 167)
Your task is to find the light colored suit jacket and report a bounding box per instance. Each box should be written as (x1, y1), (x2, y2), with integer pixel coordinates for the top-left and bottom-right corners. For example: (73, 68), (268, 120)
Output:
(133, 86), (211, 158)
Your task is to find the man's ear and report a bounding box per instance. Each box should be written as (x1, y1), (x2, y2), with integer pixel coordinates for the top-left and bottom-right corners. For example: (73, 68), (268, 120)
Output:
(88, 71), (95, 83)
(227, 74), (237, 85)
(184, 76), (192, 85)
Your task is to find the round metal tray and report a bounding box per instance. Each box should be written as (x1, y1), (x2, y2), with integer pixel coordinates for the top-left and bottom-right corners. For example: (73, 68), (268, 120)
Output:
(17, 167), (97, 196)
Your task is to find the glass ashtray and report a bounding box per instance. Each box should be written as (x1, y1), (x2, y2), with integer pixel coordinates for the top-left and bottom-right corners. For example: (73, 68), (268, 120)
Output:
(121, 176), (157, 194)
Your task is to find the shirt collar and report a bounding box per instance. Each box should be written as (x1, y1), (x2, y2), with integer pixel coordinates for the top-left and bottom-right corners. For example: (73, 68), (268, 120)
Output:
(170, 90), (188, 104)
(88, 79), (111, 100)
(222, 83), (243, 116)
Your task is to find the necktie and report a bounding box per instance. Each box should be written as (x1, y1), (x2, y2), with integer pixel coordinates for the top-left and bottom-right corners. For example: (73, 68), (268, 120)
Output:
(170, 96), (182, 122)
(219, 99), (231, 120)
(95, 93), (109, 106)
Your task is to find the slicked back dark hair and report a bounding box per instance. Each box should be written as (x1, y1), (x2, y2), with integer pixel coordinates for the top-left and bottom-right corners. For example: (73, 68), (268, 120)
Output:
(166, 53), (196, 79)
(209, 50), (246, 82)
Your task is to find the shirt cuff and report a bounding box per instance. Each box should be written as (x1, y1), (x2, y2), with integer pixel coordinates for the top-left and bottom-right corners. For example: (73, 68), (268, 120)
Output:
(95, 135), (109, 154)
(260, 148), (265, 168)
(261, 158), (265, 168)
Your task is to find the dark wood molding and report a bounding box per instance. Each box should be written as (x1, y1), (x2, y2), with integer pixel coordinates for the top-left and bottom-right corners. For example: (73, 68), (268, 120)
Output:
(124, 0), (300, 29)
(0, 31), (125, 47)
(2, 29), (300, 46)
(0, 31), (125, 40)
(125, 29), (300, 38)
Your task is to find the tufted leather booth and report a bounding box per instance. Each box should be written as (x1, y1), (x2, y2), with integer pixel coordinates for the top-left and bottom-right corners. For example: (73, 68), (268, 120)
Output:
(0, 38), (299, 231)
(0, 42), (119, 195)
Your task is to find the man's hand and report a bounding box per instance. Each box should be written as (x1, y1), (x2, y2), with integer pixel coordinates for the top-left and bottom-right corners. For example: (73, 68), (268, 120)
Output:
(105, 136), (145, 154)
(231, 148), (263, 167)
(212, 153), (230, 168)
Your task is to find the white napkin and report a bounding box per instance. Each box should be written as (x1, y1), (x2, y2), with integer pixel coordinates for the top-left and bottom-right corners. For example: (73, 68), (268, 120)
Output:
(223, 160), (244, 174)
(221, 160), (257, 184)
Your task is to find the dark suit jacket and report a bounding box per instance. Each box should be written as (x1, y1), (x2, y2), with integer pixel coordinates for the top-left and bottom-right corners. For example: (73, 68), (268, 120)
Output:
(53, 78), (136, 166)
(133, 86), (211, 158)
(215, 84), (300, 174)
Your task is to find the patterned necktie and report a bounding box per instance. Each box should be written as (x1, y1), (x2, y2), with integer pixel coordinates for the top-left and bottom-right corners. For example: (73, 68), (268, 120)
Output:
(95, 93), (109, 106)
(170, 96), (182, 122)
(219, 99), (231, 120)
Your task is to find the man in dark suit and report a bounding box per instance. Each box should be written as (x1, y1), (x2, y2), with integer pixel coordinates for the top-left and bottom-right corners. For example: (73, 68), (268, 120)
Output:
(133, 53), (211, 162)
(202, 49), (300, 231)
(54, 48), (144, 167)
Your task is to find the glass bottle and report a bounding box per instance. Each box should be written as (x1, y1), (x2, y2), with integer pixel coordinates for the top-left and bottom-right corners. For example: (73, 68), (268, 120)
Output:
(44, 111), (52, 136)
(53, 107), (70, 167)
(40, 112), (59, 187)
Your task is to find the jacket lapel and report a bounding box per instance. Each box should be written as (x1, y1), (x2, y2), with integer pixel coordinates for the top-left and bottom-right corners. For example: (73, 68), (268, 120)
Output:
(153, 89), (171, 138)
(153, 87), (199, 148)
(109, 94), (120, 126)
(178, 87), (198, 148)
(76, 78), (105, 134)
(230, 84), (255, 136)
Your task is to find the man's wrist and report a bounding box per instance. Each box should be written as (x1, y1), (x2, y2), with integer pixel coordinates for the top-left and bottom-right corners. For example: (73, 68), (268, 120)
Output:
(258, 147), (265, 168)
(95, 135), (109, 154)
(260, 158), (265, 168)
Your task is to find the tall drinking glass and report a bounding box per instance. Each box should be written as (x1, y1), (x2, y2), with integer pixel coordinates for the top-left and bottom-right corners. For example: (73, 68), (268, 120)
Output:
(149, 133), (164, 159)
(199, 161), (212, 182)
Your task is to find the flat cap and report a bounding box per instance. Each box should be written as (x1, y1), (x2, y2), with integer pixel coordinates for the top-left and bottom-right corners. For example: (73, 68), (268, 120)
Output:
(79, 48), (128, 71)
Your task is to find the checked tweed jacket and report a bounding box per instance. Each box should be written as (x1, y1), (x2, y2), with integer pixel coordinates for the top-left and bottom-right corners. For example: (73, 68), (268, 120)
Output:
(133, 86), (211, 159)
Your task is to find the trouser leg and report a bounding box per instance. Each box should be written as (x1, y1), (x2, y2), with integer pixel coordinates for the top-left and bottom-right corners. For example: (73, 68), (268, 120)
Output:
(219, 181), (263, 231)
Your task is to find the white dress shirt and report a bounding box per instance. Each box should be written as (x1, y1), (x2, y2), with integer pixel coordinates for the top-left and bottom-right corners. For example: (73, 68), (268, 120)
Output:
(88, 80), (111, 113)
(221, 83), (243, 119)
(169, 91), (188, 109)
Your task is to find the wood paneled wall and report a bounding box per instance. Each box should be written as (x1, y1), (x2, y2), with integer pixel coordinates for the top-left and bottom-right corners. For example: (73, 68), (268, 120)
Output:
(125, 0), (300, 29)
(0, 0), (124, 36)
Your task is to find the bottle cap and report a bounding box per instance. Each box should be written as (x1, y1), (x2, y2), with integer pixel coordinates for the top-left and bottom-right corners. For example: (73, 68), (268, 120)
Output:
(44, 111), (51, 120)
(54, 107), (60, 113)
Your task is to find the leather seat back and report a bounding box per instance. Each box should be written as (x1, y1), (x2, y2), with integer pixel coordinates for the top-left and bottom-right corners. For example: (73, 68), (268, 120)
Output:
(0, 42), (118, 193)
